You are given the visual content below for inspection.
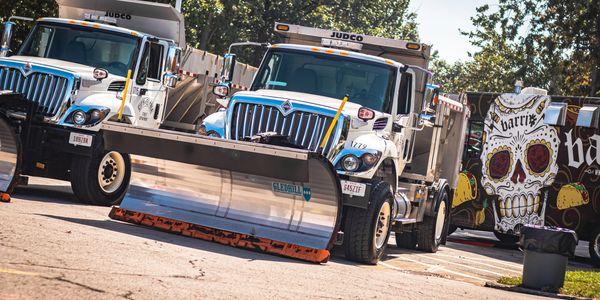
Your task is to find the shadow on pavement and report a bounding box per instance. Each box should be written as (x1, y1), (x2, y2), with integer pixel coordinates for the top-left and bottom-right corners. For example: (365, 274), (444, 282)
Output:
(37, 213), (324, 266)
(13, 184), (80, 205)
(445, 230), (597, 270)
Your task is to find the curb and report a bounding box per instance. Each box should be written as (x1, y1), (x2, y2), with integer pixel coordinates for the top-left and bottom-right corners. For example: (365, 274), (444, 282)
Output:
(485, 281), (592, 300)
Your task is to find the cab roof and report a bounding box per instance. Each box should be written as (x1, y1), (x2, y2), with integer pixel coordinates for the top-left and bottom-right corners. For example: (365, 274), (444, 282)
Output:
(270, 44), (403, 69)
(38, 17), (148, 38)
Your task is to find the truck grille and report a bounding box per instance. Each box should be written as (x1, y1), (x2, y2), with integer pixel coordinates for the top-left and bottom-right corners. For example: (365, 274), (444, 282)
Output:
(230, 102), (340, 155)
(0, 67), (72, 118)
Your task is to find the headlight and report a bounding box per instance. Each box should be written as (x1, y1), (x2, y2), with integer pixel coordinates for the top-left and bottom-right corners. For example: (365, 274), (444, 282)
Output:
(362, 153), (379, 166)
(342, 155), (361, 172)
(72, 110), (87, 125)
(89, 109), (106, 122)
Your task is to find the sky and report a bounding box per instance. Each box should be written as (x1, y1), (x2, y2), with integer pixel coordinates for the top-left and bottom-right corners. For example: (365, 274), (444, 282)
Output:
(408, 0), (499, 63)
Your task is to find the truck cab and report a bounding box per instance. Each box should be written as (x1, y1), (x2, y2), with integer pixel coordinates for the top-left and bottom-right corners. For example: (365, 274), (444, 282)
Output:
(204, 23), (468, 263)
(1, 16), (179, 129)
(0, 0), (182, 205)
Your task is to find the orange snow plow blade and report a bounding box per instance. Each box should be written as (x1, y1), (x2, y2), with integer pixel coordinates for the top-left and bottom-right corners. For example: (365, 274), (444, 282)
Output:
(109, 207), (331, 263)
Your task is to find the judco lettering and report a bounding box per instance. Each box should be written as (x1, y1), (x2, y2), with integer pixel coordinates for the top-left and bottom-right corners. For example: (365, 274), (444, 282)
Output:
(330, 31), (364, 42)
(105, 11), (132, 20)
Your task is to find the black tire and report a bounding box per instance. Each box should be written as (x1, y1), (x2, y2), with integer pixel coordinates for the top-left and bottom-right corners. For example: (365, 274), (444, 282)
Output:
(589, 226), (600, 267)
(395, 231), (417, 249)
(344, 181), (394, 264)
(417, 189), (449, 253)
(71, 151), (131, 206)
(448, 225), (458, 236)
(493, 231), (520, 245)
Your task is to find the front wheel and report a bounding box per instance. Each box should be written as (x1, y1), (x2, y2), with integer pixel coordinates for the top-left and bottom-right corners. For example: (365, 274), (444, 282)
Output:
(493, 231), (520, 245)
(71, 151), (131, 206)
(417, 189), (449, 252)
(344, 181), (394, 264)
(589, 226), (600, 267)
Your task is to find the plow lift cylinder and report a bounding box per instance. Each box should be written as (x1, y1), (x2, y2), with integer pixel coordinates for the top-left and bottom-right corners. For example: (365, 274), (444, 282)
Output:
(101, 122), (342, 263)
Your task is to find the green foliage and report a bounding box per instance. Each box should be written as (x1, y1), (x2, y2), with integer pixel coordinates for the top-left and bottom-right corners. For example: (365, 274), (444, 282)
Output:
(433, 0), (600, 96)
(2, 0), (417, 65)
(1, 0), (57, 52)
(173, 0), (418, 65)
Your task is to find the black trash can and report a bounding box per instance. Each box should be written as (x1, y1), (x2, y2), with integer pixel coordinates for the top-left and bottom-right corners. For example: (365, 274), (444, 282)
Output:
(520, 225), (578, 291)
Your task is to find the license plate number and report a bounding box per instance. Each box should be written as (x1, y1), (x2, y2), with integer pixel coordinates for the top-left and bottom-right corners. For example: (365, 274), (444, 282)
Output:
(340, 180), (366, 197)
(68, 132), (92, 147)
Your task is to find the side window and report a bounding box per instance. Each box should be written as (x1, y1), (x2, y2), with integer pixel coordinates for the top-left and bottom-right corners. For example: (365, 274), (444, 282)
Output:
(397, 73), (412, 115)
(464, 121), (484, 159)
(136, 41), (164, 84)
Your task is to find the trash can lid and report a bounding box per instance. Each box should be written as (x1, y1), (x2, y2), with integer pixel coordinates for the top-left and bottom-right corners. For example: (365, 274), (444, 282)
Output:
(520, 225), (578, 257)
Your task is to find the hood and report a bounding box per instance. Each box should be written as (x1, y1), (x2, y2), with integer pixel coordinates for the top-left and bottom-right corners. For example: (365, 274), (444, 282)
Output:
(234, 89), (364, 116)
(1, 56), (126, 86)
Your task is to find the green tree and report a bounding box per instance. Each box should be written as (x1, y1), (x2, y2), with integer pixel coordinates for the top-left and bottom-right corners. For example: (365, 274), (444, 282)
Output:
(434, 0), (600, 96)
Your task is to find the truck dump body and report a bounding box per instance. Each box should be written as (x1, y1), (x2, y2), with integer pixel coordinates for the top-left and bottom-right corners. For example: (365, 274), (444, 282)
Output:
(101, 122), (342, 263)
(451, 92), (600, 240)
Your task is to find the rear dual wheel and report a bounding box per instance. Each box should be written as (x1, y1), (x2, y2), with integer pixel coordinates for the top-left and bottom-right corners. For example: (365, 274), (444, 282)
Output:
(416, 189), (449, 252)
(344, 181), (393, 264)
(71, 151), (131, 206)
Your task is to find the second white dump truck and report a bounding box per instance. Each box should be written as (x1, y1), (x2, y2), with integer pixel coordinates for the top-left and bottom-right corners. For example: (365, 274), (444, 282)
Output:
(202, 23), (469, 263)
(0, 0), (255, 205)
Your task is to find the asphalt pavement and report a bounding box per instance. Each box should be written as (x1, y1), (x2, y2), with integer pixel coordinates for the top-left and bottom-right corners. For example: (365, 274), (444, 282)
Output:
(0, 178), (578, 299)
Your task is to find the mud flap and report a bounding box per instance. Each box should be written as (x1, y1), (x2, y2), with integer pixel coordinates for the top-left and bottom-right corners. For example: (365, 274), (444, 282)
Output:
(102, 122), (342, 263)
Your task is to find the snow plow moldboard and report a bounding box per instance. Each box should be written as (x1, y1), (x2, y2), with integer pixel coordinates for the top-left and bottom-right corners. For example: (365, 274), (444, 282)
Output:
(101, 122), (342, 263)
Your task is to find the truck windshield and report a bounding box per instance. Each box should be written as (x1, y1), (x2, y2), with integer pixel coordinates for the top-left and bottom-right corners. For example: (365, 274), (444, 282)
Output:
(251, 48), (395, 111)
(18, 23), (140, 77)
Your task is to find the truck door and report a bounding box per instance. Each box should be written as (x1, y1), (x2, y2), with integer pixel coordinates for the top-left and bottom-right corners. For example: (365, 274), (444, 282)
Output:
(393, 70), (417, 171)
(131, 39), (168, 129)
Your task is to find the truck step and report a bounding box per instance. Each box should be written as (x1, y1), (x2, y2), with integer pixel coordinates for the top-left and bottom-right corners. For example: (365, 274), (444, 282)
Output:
(394, 218), (417, 224)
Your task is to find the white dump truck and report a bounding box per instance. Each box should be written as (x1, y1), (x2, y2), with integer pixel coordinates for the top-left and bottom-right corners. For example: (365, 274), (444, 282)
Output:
(0, 15), (468, 263)
(199, 23), (470, 263)
(0, 0), (255, 205)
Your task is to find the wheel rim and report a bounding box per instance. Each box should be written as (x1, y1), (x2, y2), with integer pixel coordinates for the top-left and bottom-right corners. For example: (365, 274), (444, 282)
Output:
(594, 232), (600, 259)
(97, 151), (126, 194)
(435, 201), (447, 241)
(374, 202), (391, 249)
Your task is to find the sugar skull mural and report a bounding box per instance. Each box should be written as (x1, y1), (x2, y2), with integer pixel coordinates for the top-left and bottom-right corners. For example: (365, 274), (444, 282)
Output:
(480, 94), (559, 234)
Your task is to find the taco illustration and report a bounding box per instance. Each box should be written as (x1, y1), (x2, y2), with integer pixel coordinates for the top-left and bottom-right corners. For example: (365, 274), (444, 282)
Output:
(452, 172), (478, 208)
(557, 182), (589, 210)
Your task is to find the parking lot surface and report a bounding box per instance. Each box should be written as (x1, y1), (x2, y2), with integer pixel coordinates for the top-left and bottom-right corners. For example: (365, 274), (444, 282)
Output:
(1, 178), (589, 299)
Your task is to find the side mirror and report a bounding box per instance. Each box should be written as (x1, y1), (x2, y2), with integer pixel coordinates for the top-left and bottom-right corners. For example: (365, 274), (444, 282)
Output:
(162, 73), (177, 89)
(221, 53), (237, 82)
(212, 84), (229, 98)
(165, 46), (181, 75)
(419, 113), (436, 127)
(0, 21), (15, 57)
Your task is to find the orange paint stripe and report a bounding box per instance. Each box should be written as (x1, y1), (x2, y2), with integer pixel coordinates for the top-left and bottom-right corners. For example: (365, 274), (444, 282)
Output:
(340, 51), (349, 56)
(109, 207), (330, 263)
(324, 49), (335, 54)
(310, 47), (320, 52)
